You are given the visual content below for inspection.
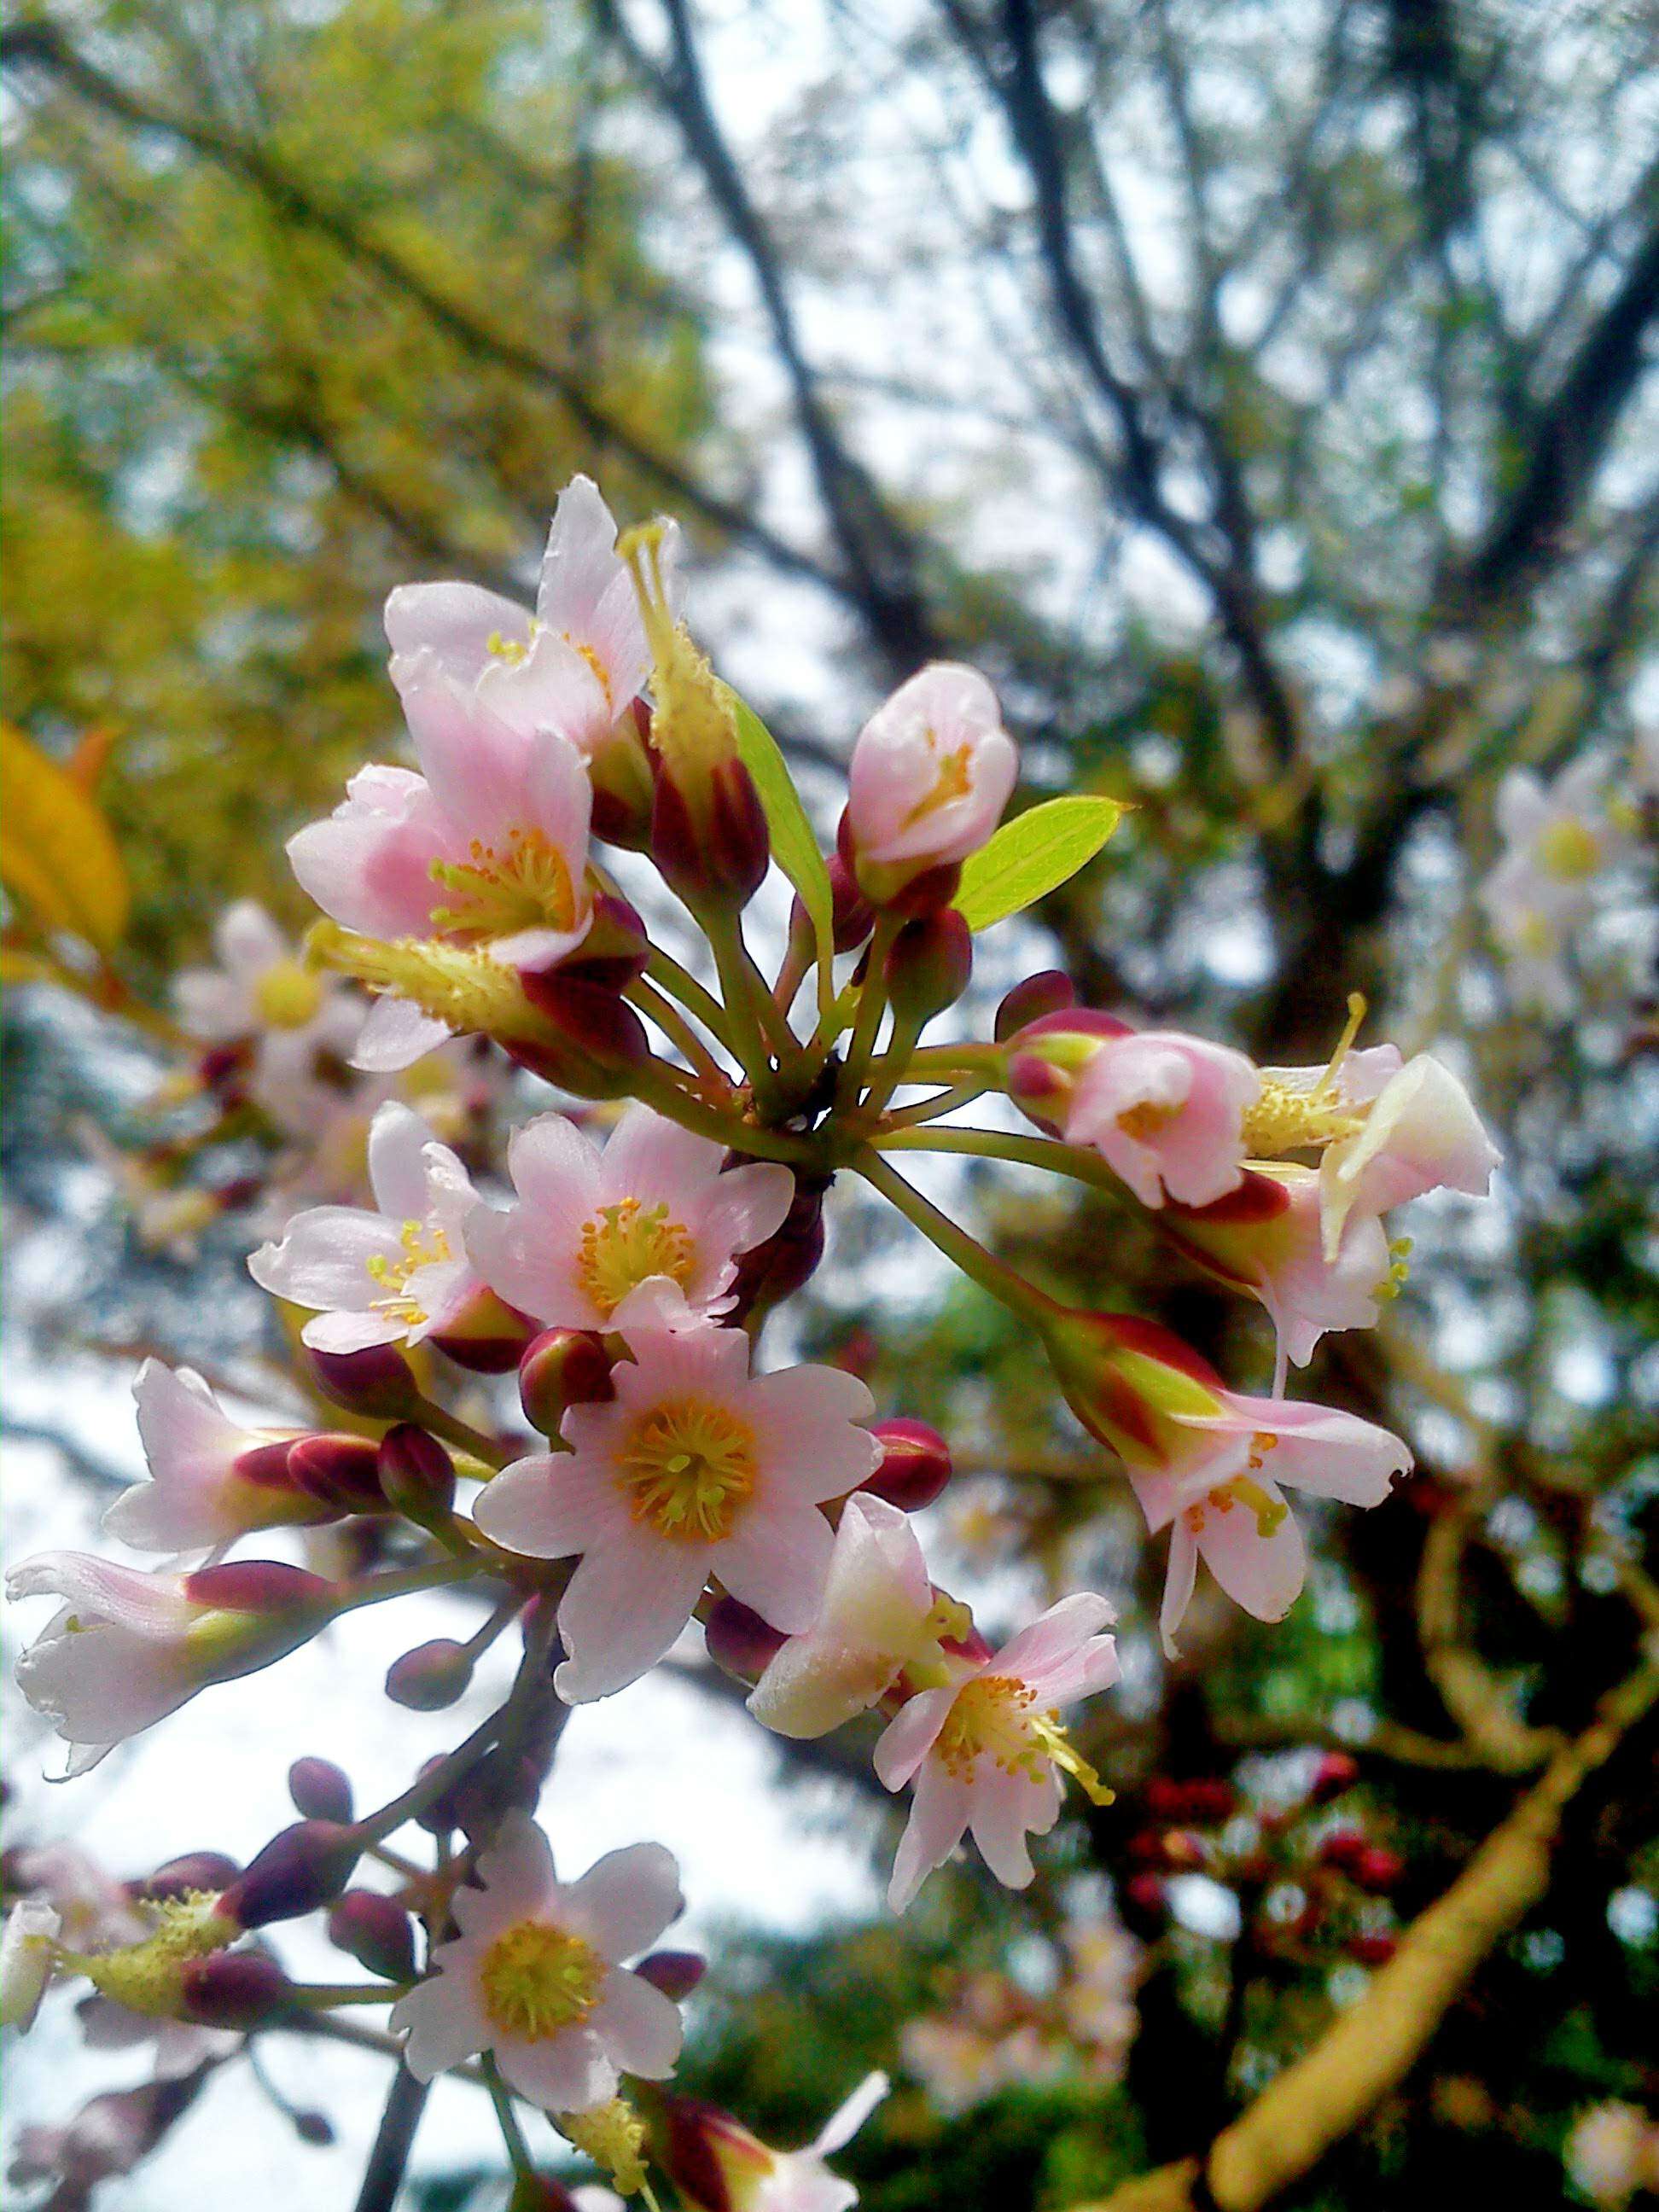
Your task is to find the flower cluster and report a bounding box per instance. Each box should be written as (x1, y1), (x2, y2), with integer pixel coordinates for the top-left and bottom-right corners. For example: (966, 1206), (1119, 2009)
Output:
(6, 472), (1503, 2203)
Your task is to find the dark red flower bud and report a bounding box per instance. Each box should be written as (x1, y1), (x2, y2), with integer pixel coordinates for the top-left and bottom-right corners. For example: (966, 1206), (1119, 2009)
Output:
(1308, 1751), (1360, 1805)
(386, 1639), (474, 1712)
(1122, 1871), (1167, 1922)
(518, 1327), (615, 1435)
(328, 1889), (417, 1982)
(142, 1852), (242, 1901)
(286, 1433), (387, 1515)
(288, 1758), (354, 1825)
(703, 1596), (786, 1685)
(652, 754), (771, 913)
(1144, 1777), (1185, 1820)
(230, 1438), (309, 1493)
(179, 1951), (292, 2030)
(219, 1821), (359, 1929)
(183, 1560), (338, 1616)
(1347, 1931), (1398, 1966)
(1182, 1778), (1238, 1825)
(377, 1425), (457, 1523)
(995, 969), (1076, 1041)
(883, 907), (972, 1027)
(426, 1284), (539, 1374)
(306, 1342), (421, 1419)
(827, 850), (876, 953)
(1317, 1826), (1368, 1874)
(861, 1417), (952, 1511)
(509, 975), (651, 1100)
(1349, 1846), (1404, 1894)
(635, 1949), (705, 2002)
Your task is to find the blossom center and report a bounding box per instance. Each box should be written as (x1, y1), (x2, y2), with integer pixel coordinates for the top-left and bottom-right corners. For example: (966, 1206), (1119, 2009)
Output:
(253, 958), (325, 1030)
(428, 830), (578, 943)
(1117, 1096), (1183, 1142)
(1182, 1468), (1288, 1541)
(575, 1198), (697, 1319)
(1240, 1080), (1360, 1156)
(486, 626), (533, 667)
(618, 1397), (757, 1541)
(1536, 817), (1600, 880)
(365, 1218), (452, 1325)
(934, 1674), (1112, 1804)
(899, 728), (975, 828)
(478, 1919), (605, 2040)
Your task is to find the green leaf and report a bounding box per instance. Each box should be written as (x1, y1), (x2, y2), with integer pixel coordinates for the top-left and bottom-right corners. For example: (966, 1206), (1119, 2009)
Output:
(953, 794), (1124, 931)
(723, 685), (835, 964)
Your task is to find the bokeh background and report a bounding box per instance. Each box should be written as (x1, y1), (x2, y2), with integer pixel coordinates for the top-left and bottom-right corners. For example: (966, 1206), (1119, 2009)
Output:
(3, 3), (1656, 2208)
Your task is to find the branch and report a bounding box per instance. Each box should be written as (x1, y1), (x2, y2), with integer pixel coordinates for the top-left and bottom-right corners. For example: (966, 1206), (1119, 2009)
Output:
(1076, 1656), (1659, 2212)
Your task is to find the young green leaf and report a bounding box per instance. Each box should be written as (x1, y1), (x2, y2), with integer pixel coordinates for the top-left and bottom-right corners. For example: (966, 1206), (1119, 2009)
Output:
(722, 685), (835, 975)
(953, 794), (1124, 932)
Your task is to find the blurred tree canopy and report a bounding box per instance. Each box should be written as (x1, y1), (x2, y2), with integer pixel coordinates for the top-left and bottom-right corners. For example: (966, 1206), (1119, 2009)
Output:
(3, 2), (1656, 2209)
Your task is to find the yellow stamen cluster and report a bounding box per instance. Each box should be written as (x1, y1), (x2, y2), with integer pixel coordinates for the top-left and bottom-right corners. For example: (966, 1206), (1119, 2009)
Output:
(366, 1218), (453, 1325)
(898, 727), (975, 829)
(1182, 1469), (1288, 1542)
(428, 830), (578, 941)
(1241, 992), (1369, 1155)
(560, 2096), (649, 2195)
(620, 522), (736, 778)
(576, 1199), (697, 1319)
(617, 1398), (758, 1541)
(308, 925), (541, 1039)
(1536, 816), (1601, 880)
(253, 958), (325, 1031)
(71, 1893), (239, 2019)
(1377, 1235), (1413, 1302)
(1116, 1096), (1183, 1143)
(478, 1919), (605, 2041)
(934, 1674), (1111, 1806)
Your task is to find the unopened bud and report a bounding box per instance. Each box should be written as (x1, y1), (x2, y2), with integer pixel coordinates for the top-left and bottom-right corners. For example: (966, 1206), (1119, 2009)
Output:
(377, 1425), (457, 1524)
(288, 1757), (354, 1825)
(655, 2093), (775, 2212)
(328, 1889), (417, 1982)
(286, 1433), (386, 1515)
(509, 975), (651, 1101)
(1317, 1827), (1368, 1874)
(569, 889), (651, 989)
(861, 1417), (952, 1511)
(294, 2111), (336, 2146)
(519, 1327), (614, 1435)
(724, 1174), (829, 1326)
(143, 1852), (242, 1901)
(219, 1821), (359, 1929)
(1122, 1871), (1167, 1922)
(386, 1639), (474, 1712)
(588, 701), (657, 850)
(883, 908), (972, 1028)
(426, 1283), (538, 1375)
(1347, 1931), (1397, 1966)
(703, 1596), (786, 1685)
(179, 1950), (292, 2030)
(635, 1949), (706, 2002)
(827, 851), (876, 953)
(183, 1560), (337, 1616)
(995, 969), (1075, 1041)
(1308, 1751), (1359, 1805)
(1349, 1845), (1404, 1894)
(651, 752), (771, 914)
(306, 1342), (421, 1419)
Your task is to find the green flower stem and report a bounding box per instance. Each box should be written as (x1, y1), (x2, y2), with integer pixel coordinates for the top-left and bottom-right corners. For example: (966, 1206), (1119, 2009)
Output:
(835, 913), (901, 1108)
(877, 1123), (1126, 1198)
(482, 2056), (538, 2185)
(626, 975), (733, 1092)
(864, 1038), (1004, 1084)
(643, 946), (738, 1051)
(853, 1011), (923, 1127)
(702, 905), (799, 1089)
(332, 1558), (480, 1615)
(289, 1982), (413, 2009)
(853, 1145), (1054, 1324)
(879, 1080), (993, 1128)
(629, 1060), (818, 1164)
(410, 1396), (510, 1470)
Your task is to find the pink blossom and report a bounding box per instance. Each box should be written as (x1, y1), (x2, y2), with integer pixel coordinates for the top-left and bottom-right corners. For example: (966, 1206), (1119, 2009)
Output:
(248, 1101), (483, 1353)
(384, 475), (676, 760)
(845, 663), (1016, 901)
(662, 2071), (890, 2212)
(174, 900), (363, 1132)
(1132, 1393), (1412, 1654)
(474, 1326), (880, 1703)
(1062, 1031), (1261, 1208)
(465, 1105), (794, 1334)
(104, 1362), (309, 1554)
(748, 1493), (946, 1739)
(288, 661), (593, 1068)
(1318, 1055), (1500, 1260)
(873, 1594), (1119, 1910)
(390, 1811), (684, 2112)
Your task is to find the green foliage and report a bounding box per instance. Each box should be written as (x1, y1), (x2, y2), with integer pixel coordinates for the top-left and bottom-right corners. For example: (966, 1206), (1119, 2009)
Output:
(954, 795), (1126, 933)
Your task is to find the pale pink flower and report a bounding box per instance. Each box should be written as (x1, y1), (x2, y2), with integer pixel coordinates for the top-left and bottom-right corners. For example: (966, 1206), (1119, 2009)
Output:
(1478, 757), (1643, 1011)
(1566, 2100), (1659, 2209)
(5, 1554), (330, 1776)
(845, 663), (1016, 899)
(1318, 1056), (1499, 1260)
(1131, 1393), (1412, 1654)
(104, 1362), (306, 1554)
(475, 1326), (880, 1703)
(175, 899), (364, 1132)
(288, 661), (593, 1069)
(1062, 1031), (1261, 1209)
(465, 1105), (794, 1334)
(0, 1901), (61, 2029)
(748, 1494), (951, 1740)
(390, 1812), (684, 2112)
(661, 2073), (889, 2212)
(1168, 1165), (1397, 1371)
(874, 1595), (1119, 1911)
(385, 475), (676, 760)
(248, 1101), (483, 1353)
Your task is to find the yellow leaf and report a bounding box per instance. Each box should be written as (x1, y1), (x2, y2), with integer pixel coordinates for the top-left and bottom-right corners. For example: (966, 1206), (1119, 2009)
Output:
(1, 723), (131, 953)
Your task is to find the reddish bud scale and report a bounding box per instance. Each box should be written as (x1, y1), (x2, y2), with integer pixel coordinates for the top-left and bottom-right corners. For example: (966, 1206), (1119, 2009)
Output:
(652, 755), (771, 913)
(1308, 1752), (1360, 1805)
(884, 908), (973, 1026)
(509, 975), (650, 1100)
(1347, 1932), (1398, 1966)
(183, 1561), (337, 1615)
(994, 969), (1076, 1041)
(723, 1175), (829, 1326)
(826, 851), (876, 952)
(835, 806), (962, 917)
(571, 890), (652, 989)
(1350, 1846), (1405, 1894)
(230, 1439), (307, 1493)
(518, 1327), (615, 1435)
(703, 1596), (787, 1685)
(220, 1821), (360, 1930)
(286, 1434), (387, 1514)
(656, 2095), (775, 2212)
(328, 1889), (417, 1982)
(427, 1284), (538, 1375)
(288, 1757), (355, 1825)
(861, 1418), (953, 1511)
(306, 1342), (421, 1420)
(636, 1949), (706, 2002)
(377, 1425), (457, 1520)
(179, 1951), (292, 2031)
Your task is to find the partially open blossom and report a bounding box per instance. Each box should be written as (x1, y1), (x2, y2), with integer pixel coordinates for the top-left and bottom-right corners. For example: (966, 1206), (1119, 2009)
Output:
(1061, 1030), (1260, 1209)
(175, 900), (363, 1132)
(475, 1325), (880, 1703)
(658, 2071), (889, 2212)
(1166, 1165), (1400, 1369)
(748, 1494), (965, 1740)
(466, 1106), (795, 1335)
(844, 663), (1016, 905)
(874, 1594), (1119, 1910)
(249, 1100), (492, 1353)
(105, 1361), (322, 1553)
(288, 657), (594, 1068)
(1131, 1392), (1412, 1654)
(1316, 1054), (1500, 1260)
(390, 1812), (684, 2112)
(7, 1555), (336, 1776)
